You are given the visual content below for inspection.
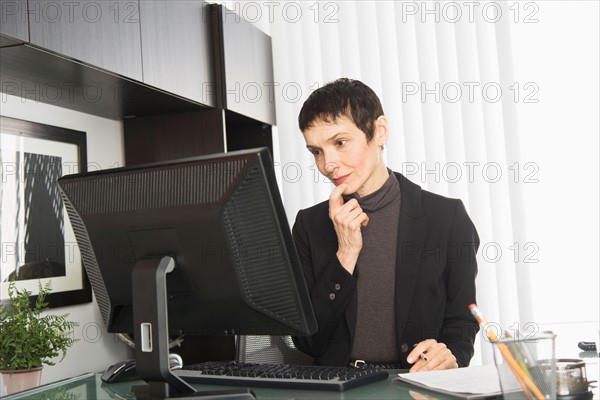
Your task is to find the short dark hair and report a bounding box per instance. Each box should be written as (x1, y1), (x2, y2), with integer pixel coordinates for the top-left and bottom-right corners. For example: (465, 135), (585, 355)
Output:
(298, 78), (384, 141)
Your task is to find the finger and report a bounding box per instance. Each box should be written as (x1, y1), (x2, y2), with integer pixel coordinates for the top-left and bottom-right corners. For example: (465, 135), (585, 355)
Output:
(349, 214), (368, 231)
(337, 200), (366, 225)
(409, 359), (426, 373)
(433, 357), (458, 371)
(339, 200), (369, 227)
(410, 351), (436, 372)
(338, 207), (364, 226)
(332, 200), (360, 223)
(342, 211), (369, 228)
(418, 353), (442, 371)
(328, 184), (347, 213)
(360, 213), (369, 227)
(430, 351), (458, 371)
(407, 339), (437, 364)
(338, 198), (360, 213)
(419, 346), (456, 372)
(408, 390), (437, 400)
(422, 355), (452, 371)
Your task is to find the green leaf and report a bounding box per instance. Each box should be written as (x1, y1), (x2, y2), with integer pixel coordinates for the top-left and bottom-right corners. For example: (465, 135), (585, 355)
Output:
(0, 280), (79, 370)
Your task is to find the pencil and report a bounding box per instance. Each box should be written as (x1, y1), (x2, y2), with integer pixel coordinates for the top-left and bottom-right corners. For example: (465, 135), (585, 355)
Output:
(469, 304), (544, 400)
(502, 331), (534, 400)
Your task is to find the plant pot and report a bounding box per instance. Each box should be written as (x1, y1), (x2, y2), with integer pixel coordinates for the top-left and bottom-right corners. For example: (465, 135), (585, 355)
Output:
(1, 367), (43, 395)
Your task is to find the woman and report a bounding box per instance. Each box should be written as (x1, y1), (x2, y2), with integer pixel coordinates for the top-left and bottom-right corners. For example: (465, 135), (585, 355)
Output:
(292, 78), (480, 371)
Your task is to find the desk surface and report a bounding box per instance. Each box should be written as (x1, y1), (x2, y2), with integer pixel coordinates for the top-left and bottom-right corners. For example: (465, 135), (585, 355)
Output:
(6, 360), (598, 400)
(3, 371), (474, 400)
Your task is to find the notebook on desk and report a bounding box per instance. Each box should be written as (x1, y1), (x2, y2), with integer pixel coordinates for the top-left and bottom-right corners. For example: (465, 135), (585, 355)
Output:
(394, 365), (518, 399)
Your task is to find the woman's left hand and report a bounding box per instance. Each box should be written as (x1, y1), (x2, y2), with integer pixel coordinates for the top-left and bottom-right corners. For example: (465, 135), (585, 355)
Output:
(407, 339), (459, 372)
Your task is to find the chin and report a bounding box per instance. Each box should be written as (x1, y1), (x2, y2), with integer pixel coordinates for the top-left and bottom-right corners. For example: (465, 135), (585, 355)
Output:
(340, 185), (355, 196)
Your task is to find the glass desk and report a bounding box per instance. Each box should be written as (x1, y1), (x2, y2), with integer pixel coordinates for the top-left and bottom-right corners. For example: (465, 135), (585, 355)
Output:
(2, 370), (485, 400)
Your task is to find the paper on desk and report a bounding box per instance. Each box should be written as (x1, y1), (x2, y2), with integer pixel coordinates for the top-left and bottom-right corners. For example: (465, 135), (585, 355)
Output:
(394, 365), (519, 399)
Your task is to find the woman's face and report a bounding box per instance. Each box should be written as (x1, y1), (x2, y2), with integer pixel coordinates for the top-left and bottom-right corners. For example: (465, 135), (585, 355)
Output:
(303, 115), (389, 197)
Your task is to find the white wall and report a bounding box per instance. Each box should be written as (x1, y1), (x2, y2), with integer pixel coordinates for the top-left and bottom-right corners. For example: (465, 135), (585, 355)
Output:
(0, 94), (132, 392)
(511, 1), (599, 354)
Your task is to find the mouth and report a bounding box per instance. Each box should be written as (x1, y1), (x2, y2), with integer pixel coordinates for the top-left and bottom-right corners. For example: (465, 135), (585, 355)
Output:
(332, 174), (350, 185)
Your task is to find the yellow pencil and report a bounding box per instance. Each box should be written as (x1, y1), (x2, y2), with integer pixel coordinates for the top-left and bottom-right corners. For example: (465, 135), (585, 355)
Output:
(504, 333), (533, 400)
(469, 304), (544, 400)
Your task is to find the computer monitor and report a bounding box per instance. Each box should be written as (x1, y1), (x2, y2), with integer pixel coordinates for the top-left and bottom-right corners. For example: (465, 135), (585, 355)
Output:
(57, 148), (317, 399)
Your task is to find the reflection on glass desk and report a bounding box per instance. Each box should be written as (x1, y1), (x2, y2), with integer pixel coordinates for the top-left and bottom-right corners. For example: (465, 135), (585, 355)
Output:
(2, 370), (496, 400)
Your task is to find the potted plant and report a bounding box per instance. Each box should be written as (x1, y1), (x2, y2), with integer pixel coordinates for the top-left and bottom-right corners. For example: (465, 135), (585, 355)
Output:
(0, 281), (78, 395)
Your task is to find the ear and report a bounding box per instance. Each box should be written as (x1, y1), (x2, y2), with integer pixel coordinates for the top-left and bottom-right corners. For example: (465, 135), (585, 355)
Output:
(374, 115), (389, 147)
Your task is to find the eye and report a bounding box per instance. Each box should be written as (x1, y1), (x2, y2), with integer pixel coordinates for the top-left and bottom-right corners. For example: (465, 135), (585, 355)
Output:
(336, 139), (346, 147)
(310, 148), (321, 157)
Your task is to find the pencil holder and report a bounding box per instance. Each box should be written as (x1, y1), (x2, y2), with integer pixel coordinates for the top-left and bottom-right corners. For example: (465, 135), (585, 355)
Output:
(492, 331), (557, 400)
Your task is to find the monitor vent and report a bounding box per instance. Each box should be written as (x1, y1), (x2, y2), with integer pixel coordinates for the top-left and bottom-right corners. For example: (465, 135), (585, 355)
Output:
(223, 167), (302, 331)
(63, 160), (247, 215)
(63, 200), (110, 327)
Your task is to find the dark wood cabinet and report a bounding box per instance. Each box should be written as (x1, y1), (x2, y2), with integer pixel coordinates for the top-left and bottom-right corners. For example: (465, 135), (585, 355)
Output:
(123, 109), (273, 166)
(124, 3), (275, 166)
(1, 1), (216, 119)
(124, 109), (225, 165)
(225, 110), (273, 153)
(0, 42), (206, 119)
(212, 4), (276, 126)
(0, 0), (28, 46)
(139, 0), (215, 107)
(28, 0), (143, 80)
(1, 1), (275, 164)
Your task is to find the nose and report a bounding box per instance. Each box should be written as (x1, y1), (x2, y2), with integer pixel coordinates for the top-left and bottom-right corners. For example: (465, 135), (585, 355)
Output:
(322, 151), (338, 174)
(324, 162), (337, 173)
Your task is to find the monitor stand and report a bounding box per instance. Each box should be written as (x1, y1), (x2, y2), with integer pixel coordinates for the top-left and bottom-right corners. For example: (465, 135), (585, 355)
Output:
(131, 256), (255, 400)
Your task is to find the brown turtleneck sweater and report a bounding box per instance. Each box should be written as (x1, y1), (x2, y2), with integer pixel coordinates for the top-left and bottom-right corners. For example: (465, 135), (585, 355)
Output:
(349, 170), (401, 362)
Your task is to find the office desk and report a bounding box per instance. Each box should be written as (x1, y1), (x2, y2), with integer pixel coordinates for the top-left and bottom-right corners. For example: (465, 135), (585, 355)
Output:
(2, 371), (480, 400)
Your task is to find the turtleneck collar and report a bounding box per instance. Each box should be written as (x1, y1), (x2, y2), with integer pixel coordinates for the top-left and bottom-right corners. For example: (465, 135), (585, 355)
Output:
(344, 169), (400, 213)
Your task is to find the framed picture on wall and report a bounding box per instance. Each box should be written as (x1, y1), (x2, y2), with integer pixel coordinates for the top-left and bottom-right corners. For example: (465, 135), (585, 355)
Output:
(0, 116), (92, 308)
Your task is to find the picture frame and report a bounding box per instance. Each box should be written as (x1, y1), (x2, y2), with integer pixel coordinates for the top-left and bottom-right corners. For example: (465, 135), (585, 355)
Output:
(0, 116), (91, 308)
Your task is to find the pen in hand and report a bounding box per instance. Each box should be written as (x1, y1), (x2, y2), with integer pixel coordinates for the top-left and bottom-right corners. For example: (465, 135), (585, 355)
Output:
(413, 343), (428, 362)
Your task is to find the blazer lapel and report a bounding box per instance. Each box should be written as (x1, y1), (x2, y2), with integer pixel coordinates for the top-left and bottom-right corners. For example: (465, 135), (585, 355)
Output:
(394, 174), (426, 335)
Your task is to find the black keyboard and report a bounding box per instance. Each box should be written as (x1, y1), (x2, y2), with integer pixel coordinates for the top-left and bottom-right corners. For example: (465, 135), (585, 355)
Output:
(175, 361), (389, 391)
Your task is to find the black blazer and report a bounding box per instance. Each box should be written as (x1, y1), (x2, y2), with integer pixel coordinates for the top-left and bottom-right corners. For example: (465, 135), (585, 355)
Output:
(292, 172), (480, 368)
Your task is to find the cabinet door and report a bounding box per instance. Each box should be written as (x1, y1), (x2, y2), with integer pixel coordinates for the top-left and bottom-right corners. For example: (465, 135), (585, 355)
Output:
(28, 0), (142, 80)
(139, 0), (215, 107)
(219, 6), (276, 126)
(0, 0), (28, 45)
